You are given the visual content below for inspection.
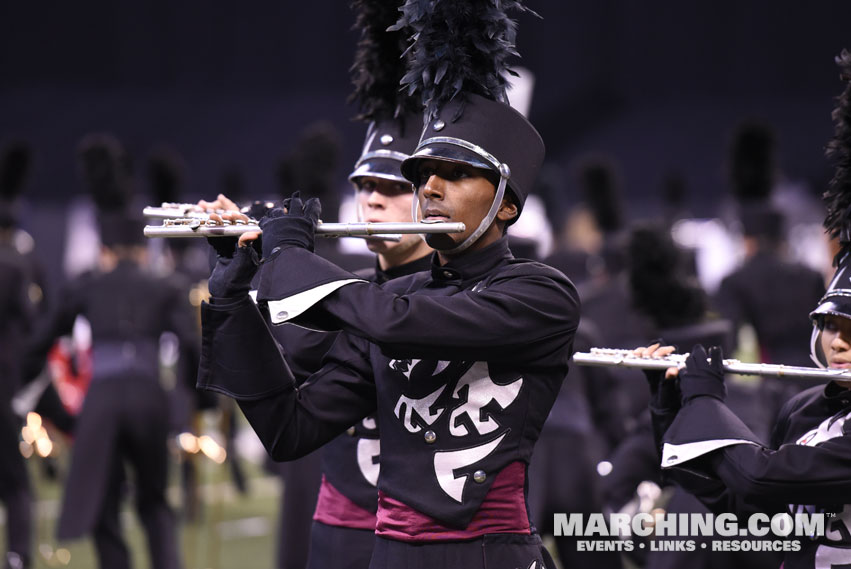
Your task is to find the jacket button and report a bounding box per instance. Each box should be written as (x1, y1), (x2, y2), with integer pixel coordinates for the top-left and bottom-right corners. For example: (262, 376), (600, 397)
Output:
(346, 427), (356, 436)
(271, 246), (281, 255)
(424, 430), (437, 444)
(473, 470), (487, 483)
(276, 311), (288, 320)
(442, 270), (454, 279)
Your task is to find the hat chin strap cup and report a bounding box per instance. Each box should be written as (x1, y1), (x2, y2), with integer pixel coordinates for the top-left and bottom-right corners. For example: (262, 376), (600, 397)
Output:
(810, 324), (827, 368)
(411, 163), (511, 255)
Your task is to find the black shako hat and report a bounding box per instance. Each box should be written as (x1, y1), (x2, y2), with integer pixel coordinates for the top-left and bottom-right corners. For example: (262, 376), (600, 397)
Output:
(810, 252), (851, 367)
(810, 49), (851, 366)
(350, 114), (423, 185)
(392, 0), (542, 253)
(400, 92), (545, 218)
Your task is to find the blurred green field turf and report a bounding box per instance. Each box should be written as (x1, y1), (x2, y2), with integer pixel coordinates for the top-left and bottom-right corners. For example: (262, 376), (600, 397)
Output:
(1, 448), (283, 569)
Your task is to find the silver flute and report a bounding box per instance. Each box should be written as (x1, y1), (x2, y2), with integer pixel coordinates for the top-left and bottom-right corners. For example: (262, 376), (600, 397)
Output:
(143, 217), (466, 241)
(573, 348), (851, 380)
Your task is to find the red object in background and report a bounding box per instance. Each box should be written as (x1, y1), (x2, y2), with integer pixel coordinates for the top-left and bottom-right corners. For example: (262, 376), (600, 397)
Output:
(47, 338), (92, 416)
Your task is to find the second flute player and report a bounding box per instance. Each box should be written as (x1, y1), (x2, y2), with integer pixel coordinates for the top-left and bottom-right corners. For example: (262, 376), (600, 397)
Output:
(196, 1), (578, 567)
(639, 50), (851, 569)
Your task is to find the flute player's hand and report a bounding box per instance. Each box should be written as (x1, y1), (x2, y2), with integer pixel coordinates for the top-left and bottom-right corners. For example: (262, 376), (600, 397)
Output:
(198, 193), (240, 213)
(634, 342), (682, 453)
(633, 342), (680, 411)
(208, 245), (259, 299)
(258, 192), (321, 260)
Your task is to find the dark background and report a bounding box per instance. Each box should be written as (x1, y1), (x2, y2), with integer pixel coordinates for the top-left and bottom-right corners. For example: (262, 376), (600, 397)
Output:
(1, 1), (850, 268)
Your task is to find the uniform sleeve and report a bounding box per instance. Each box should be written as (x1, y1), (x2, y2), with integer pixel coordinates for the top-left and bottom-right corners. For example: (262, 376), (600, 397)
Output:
(260, 250), (579, 362)
(664, 464), (776, 518)
(662, 394), (846, 512)
(269, 323), (339, 386)
(197, 296), (377, 460)
(707, 433), (851, 506)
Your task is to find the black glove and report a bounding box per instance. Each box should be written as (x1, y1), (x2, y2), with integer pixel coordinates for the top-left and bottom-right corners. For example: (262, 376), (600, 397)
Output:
(258, 192), (322, 259)
(679, 344), (726, 404)
(642, 343), (682, 456)
(206, 235), (239, 259)
(646, 369), (681, 413)
(208, 245), (259, 298)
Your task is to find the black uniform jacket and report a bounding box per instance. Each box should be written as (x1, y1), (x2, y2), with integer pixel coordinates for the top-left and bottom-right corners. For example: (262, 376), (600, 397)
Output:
(199, 237), (579, 529)
(661, 383), (851, 568)
(272, 255), (433, 515)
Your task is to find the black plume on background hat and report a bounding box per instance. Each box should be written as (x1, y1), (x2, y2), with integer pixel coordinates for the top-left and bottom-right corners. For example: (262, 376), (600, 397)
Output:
(347, 0), (422, 185)
(575, 154), (624, 234)
(349, 0), (418, 124)
(810, 50), (851, 364)
(628, 224), (707, 330)
(147, 147), (185, 206)
(77, 133), (132, 213)
(0, 141), (32, 229)
(823, 50), (851, 255)
(0, 141), (32, 201)
(729, 120), (777, 203)
(219, 165), (246, 203)
(396, 0), (544, 224)
(276, 121), (342, 206)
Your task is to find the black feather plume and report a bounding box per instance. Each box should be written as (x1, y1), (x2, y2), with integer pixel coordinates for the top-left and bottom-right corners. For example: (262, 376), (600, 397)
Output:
(393, 0), (538, 122)
(574, 155), (624, 234)
(824, 49), (851, 255)
(147, 147), (185, 205)
(729, 121), (776, 203)
(628, 224), (707, 329)
(77, 133), (132, 213)
(0, 141), (32, 200)
(349, 0), (418, 123)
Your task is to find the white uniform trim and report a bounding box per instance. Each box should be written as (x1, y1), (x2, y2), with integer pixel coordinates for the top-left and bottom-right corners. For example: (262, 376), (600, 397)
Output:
(661, 439), (758, 468)
(266, 279), (365, 324)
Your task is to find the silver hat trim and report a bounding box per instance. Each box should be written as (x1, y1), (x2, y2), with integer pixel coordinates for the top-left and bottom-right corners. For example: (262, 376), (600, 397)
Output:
(415, 136), (502, 171)
(352, 149), (411, 170)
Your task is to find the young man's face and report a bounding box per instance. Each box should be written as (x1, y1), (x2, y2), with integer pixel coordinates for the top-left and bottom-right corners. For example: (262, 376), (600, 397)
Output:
(356, 175), (429, 264)
(413, 158), (515, 256)
(820, 314), (851, 376)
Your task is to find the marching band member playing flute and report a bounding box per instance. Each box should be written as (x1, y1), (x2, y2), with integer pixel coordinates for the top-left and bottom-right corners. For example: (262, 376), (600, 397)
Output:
(198, 4), (438, 566)
(196, 2), (578, 567)
(638, 50), (851, 569)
